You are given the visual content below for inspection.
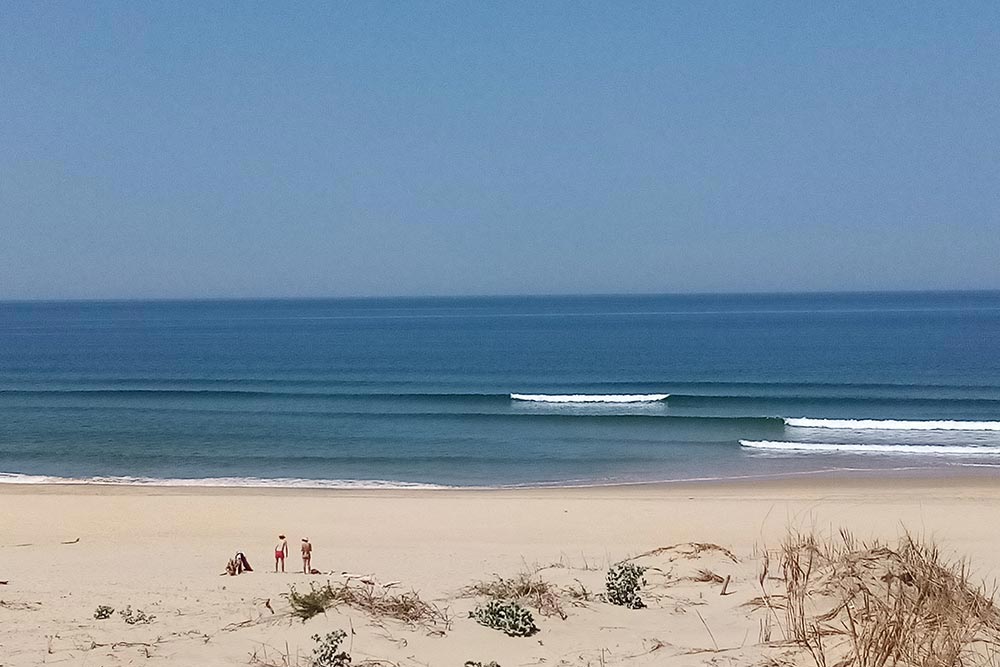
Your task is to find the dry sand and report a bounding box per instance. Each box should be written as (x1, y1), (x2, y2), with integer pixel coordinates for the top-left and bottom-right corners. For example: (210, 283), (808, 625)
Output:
(1, 471), (999, 666)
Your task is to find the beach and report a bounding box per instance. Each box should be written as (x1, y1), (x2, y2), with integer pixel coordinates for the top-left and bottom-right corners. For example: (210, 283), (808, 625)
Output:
(5, 1), (999, 663)
(3, 472), (999, 666)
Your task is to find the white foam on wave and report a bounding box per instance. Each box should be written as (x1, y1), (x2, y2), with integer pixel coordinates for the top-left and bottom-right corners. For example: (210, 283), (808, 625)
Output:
(510, 393), (669, 403)
(785, 418), (1000, 432)
(0, 472), (450, 490)
(741, 440), (1000, 455)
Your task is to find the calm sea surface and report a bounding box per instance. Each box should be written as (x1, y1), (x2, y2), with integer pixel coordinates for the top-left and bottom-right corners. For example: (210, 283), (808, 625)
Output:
(1, 293), (999, 487)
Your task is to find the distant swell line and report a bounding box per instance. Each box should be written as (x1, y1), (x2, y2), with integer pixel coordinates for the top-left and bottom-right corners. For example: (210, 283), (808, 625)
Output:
(668, 394), (1000, 408)
(4, 390), (1000, 412)
(510, 393), (669, 403)
(0, 389), (509, 401)
(785, 418), (1000, 431)
(741, 440), (1000, 455)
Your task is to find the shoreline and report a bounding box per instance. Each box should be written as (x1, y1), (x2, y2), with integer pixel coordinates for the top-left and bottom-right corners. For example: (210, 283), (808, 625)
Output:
(2, 463), (999, 497)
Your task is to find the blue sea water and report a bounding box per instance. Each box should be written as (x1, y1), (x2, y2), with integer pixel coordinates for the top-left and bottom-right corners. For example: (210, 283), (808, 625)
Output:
(1, 292), (999, 488)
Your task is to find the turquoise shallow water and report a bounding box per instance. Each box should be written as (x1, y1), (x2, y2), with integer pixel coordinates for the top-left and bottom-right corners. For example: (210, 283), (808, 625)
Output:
(1, 292), (999, 487)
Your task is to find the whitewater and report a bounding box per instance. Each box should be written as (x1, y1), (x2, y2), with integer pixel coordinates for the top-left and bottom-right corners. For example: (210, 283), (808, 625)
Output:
(0, 472), (450, 489)
(785, 417), (1000, 431)
(742, 440), (1000, 456)
(510, 393), (669, 403)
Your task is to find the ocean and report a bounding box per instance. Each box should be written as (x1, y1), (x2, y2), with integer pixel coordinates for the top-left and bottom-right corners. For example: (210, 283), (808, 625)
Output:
(1, 292), (999, 488)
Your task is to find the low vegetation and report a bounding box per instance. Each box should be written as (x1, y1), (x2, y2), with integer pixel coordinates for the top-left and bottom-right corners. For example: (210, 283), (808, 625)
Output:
(93, 604), (115, 620)
(470, 599), (539, 637)
(311, 630), (351, 667)
(464, 571), (567, 618)
(765, 529), (1000, 667)
(287, 585), (332, 621)
(119, 605), (155, 624)
(693, 568), (725, 584)
(284, 581), (450, 633)
(605, 562), (647, 609)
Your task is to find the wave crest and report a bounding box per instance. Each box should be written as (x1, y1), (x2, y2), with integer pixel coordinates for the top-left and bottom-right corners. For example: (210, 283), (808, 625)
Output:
(741, 440), (1000, 455)
(785, 418), (1000, 431)
(510, 393), (668, 403)
(0, 472), (449, 489)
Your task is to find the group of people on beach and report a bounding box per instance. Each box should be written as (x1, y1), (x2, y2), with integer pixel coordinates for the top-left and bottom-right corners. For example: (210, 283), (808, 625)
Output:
(274, 534), (313, 574)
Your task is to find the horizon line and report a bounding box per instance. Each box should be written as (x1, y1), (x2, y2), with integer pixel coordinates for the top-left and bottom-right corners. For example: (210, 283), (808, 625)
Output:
(2, 288), (1000, 305)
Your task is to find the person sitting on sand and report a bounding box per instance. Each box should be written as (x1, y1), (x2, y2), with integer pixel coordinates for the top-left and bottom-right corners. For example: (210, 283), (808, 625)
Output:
(224, 551), (252, 576)
(301, 537), (312, 574)
(235, 551), (253, 573)
(274, 534), (288, 573)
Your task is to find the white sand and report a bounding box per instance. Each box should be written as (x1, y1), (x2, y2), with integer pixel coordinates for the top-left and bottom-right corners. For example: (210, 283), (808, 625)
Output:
(1, 473), (999, 666)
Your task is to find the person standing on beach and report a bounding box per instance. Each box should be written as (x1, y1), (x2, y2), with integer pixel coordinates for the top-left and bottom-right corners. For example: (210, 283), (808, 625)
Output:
(301, 537), (312, 574)
(274, 534), (288, 572)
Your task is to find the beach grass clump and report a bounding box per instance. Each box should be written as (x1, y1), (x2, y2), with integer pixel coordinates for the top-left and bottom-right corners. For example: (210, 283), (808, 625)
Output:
(693, 568), (726, 584)
(119, 605), (155, 624)
(470, 599), (538, 637)
(464, 662), (501, 667)
(606, 562), (647, 609)
(93, 604), (115, 620)
(287, 583), (335, 621)
(774, 529), (1000, 667)
(464, 571), (567, 618)
(285, 581), (450, 631)
(565, 580), (594, 604)
(311, 630), (351, 667)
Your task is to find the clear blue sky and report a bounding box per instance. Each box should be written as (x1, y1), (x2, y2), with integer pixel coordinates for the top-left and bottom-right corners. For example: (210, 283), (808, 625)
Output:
(2, 2), (998, 299)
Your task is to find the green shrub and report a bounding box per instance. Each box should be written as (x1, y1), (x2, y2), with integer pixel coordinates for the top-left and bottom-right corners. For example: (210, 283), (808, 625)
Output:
(311, 630), (351, 667)
(464, 572), (565, 618)
(93, 605), (115, 620)
(606, 562), (646, 609)
(286, 583), (335, 621)
(470, 599), (538, 637)
(119, 605), (156, 624)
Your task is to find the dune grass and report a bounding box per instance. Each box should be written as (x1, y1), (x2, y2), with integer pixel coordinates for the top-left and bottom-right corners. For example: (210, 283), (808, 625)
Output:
(285, 581), (450, 633)
(770, 529), (1000, 667)
(463, 571), (568, 619)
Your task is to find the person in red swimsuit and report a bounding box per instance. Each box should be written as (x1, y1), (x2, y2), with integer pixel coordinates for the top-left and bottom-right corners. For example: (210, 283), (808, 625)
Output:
(274, 534), (288, 572)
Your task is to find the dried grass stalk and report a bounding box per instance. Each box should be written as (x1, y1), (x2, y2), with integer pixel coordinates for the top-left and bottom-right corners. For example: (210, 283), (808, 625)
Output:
(285, 581), (450, 632)
(463, 571), (568, 619)
(775, 529), (1000, 667)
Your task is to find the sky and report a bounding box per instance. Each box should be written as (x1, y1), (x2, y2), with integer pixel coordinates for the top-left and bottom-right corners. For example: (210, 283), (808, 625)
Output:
(1, 2), (998, 299)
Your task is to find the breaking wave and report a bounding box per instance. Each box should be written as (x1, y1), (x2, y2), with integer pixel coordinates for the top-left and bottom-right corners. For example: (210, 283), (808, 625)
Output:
(741, 440), (1000, 455)
(0, 472), (450, 489)
(510, 393), (669, 403)
(785, 418), (1000, 431)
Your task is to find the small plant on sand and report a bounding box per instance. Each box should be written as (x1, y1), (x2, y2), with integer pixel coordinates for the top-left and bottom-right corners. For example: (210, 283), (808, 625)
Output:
(283, 580), (450, 632)
(287, 583), (335, 621)
(465, 571), (566, 618)
(470, 599), (538, 637)
(565, 580), (593, 604)
(311, 630), (351, 667)
(93, 605), (115, 620)
(606, 562), (647, 609)
(464, 662), (501, 667)
(119, 605), (155, 624)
